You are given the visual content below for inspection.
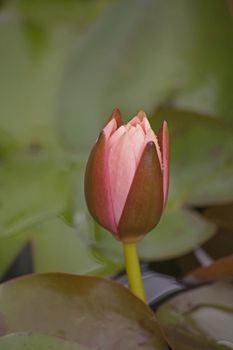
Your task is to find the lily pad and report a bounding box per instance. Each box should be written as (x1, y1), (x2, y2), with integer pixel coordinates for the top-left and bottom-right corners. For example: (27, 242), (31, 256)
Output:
(0, 0), (112, 152)
(91, 208), (215, 262)
(0, 273), (168, 350)
(0, 232), (30, 278)
(139, 209), (215, 260)
(0, 21), (62, 151)
(32, 218), (103, 275)
(156, 282), (233, 350)
(186, 255), (233, 281)
(10, 0), (111, 28)
(0, 333), (92, 350)
(204, 203), (233, 230)
(58, 0), (233, 153)
(151, 108), (233, 206)
(0, 154), (107, 278)
(0, 153), (80, 238)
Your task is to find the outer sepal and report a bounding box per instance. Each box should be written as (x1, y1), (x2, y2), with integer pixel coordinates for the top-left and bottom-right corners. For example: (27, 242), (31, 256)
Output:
(158, 121), (169, 208)
(84, 132), (117, 235)
(118, 141), (164, 242)
(108, 108), (123, 128)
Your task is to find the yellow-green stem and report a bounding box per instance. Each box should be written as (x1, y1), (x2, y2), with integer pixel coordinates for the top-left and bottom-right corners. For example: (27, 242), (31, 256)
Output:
(123, 242), (146, 303)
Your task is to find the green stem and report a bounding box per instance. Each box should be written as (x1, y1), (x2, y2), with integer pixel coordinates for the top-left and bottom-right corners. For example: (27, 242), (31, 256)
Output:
(123, 241), (146, 303)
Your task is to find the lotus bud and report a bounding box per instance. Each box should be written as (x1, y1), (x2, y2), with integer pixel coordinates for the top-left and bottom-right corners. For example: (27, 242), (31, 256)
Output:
(84, 109), (169, 243)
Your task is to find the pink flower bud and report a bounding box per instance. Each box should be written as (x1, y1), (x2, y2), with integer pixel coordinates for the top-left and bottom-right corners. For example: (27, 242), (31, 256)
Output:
(85, 109), (169, 242)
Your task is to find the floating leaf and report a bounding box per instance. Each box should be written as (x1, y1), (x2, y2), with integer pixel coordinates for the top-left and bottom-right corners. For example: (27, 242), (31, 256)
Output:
(0, 273), (168, 350)
(151, 108), (233, 206)
(0, 232), (29, 278)
(0, 21), (62, 150)
(186, 255), (233, 281)
(31, 218), (110, 275)
(58, 0), (233, 153)
(139, 209), (215, 261)
(156, 282), (233, 350)
(91, 208), (215, 262)
(0, 333), (92, 350)
(0, 153), (80, 238)
(0, 154), (107, 277)
(204, 203), (233, 230)
(0, 0), (112, 151)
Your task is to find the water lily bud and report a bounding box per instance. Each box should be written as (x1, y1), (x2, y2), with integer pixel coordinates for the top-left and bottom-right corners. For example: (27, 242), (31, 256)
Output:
(85, 109), (169, 243)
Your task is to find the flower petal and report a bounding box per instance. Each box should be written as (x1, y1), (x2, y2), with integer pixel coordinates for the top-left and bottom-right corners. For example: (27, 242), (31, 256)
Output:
(84, 131), (117, 235)
(108, 132), (136, 225)
(118, 141), (164, 242)
(127, 124), (146, 166)
(103, 118), (117, 140)
(108, 125), (127, 148)
(158, 121), (169, 208)
(140, 116), (151, 133)
(128, 116), (140, 127)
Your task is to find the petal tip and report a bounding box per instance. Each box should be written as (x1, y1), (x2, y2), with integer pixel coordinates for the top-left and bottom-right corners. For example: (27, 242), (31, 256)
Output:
(137, 110), (147, 121)
(100, 128), (108, 140)
(146, 140), (156, 150)
(110, 108), (123, 127)
(160, 120), (169, 135)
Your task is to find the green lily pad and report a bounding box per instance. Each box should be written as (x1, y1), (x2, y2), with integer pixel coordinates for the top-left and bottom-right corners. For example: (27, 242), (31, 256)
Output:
(156, 282), (233, 350)
(90, 208), (215, 262)
(0, 273), (168, 350)
(0, 22), (62, 151)
(0, 232), (30, 278)
(58, 0), (233, 153)
(32, 217), (117, 275)
(0, 0), (112, 152)
(0, 333), (92, 350)
(10, 0), (111, 28)
(0, 154), (108, 277)
(0, 216), (111, 279)
(139, 208), (215, 260)
(151, 108), (233, 206)
(0, 153), (80, 238)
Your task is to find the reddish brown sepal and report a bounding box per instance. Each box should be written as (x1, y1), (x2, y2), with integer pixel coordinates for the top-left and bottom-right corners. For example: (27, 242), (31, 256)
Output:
(84, 132), (117, 235)
(108, 108), (123, 128)
(158, 121), (169, 208)
(118, 141), (164, 242)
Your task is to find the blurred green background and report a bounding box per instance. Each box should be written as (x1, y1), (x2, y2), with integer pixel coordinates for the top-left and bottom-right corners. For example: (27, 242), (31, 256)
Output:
(0, 0), (233, 279)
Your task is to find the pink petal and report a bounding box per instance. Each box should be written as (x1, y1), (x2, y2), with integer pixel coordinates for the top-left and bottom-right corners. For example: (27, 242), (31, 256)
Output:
(128, 116), (140, 126)
(140, 117), (151, 133)
(103, 118), (117, 140)
(108, 125), (126, 148)
(108, 133), (136, 225)
(158, 121), (169, 208)
(127, 124), (146, 166)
